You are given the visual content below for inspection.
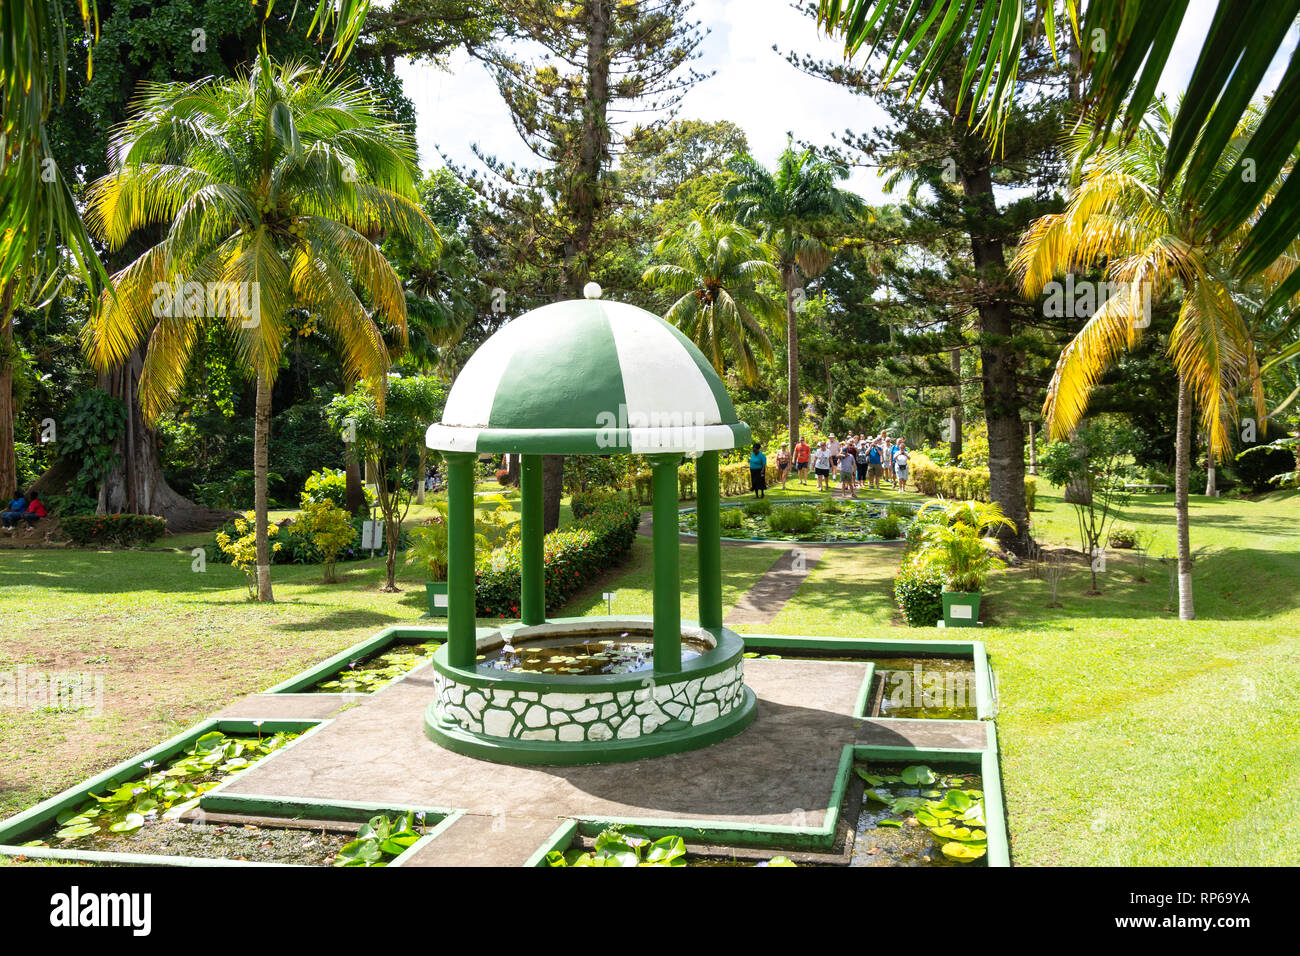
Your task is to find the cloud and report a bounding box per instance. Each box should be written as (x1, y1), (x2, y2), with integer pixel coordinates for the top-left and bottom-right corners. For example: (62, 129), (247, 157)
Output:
(397, 3), (1298, 208)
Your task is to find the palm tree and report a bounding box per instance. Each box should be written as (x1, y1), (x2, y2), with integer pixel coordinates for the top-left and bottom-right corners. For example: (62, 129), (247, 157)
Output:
(83, 55), (438, 602)
(719, 145), (865, 445)
(817, 1), (1300, 288)
(0, 1), (373, 497)
(642, 215), (781, 384)
(1012, 102), (1297, 620)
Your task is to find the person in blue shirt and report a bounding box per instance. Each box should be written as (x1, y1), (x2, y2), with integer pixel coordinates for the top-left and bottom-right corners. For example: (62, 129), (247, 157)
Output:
(2, 492), (28, 530)
(748, 442), (768, 498)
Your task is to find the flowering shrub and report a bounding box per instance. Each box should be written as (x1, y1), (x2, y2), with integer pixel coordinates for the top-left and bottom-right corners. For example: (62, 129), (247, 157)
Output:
(61, 513), (167, 548)
(571, 486), (629, 520)
(216, 511), (283, 598)
(475, 494), (641, 618)
(295, 501), (357, 582)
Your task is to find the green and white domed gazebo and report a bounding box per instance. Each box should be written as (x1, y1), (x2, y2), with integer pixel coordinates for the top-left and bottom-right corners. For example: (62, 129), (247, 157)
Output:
(423, 284), (758, 764)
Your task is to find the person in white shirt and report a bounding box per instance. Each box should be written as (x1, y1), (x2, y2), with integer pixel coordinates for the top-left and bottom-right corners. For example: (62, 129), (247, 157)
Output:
(894, 440), (910, 491)
(812, 441), (832, 492)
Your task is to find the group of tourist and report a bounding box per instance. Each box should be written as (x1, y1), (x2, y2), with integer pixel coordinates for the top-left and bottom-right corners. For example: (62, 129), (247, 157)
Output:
(1, 492), (47, 534)
(747, 432), (911, 499)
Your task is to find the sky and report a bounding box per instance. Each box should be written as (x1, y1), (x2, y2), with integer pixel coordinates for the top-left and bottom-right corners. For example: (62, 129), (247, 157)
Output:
(395, 1), (1299, 205)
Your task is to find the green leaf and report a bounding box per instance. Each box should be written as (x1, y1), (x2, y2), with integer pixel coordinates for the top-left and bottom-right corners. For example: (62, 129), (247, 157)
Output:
(900, 765), (936, 785)
(644, 835), (686, 865)
(335, 837), (383, 866)
(55, 823), (99, 840)
(940, 840), (987, 861)
(109, 813), (146, 833)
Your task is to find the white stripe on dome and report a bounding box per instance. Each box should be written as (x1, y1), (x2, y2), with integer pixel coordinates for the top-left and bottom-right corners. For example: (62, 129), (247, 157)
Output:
(426, 423), (479, 452)
(606, 302), (722, 429)
(627, 424), (739, 454)
(440, 319), (520, 427)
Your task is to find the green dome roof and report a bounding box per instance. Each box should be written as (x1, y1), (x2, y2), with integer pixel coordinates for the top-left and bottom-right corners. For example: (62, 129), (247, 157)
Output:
(426, 298), (750, 455)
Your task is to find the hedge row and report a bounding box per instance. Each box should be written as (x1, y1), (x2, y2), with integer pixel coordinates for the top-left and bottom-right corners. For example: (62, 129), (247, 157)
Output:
(909, 452), (1037, 511)
(203, 514), (406, 566)
(61, 513), (168, 548)
(629, 461), (782, 503)
(476, 493), (642, 618)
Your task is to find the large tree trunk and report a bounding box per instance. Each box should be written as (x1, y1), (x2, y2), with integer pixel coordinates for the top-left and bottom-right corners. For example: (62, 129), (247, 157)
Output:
(0, 282), (15, 497)
(542, 454), (564, 533)
(786, 266), (801, 449)
(539, 1), (611, 531)
(960, 164), (1030, 554)
(253, 365), (274, 602)
(1175, 376), (1194, 620)
(1062, 427), (1092, 505)
(98, 341), (236, 532)
(948, 342), (963, 462)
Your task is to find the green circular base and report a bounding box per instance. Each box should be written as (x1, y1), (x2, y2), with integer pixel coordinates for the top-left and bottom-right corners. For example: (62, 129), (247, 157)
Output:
(425, 686), (757, 765)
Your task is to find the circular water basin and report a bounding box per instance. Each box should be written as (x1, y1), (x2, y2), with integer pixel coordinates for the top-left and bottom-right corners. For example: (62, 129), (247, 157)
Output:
(479, 630), (713, 676)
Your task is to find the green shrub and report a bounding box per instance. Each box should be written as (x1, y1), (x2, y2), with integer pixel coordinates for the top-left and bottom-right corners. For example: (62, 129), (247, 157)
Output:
(908, 451), (1038, 510)
(872, 514), (904, 539)
(571, 487), (632, 520)
(295, 501), (357, 582)
(893, 558), (945, 627)
(203, 513), (386, 567)
(886, 501), (914, 519)
(474, 496), (643, 617)
(1108, 524), (1137, 549)
(1234, 443), (1297, 492)
(819, 497), (842, 514)
(719, 508), (745, 530)
(61, 513), (167, 548)
(743, 498), (773, 517)
(768, 505), (819, 535)
(302, 468), (375, 514)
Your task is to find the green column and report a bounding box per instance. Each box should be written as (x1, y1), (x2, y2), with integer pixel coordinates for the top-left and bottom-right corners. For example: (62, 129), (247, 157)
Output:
(445, 452), (477, 668)
(651, 453), (682, 673)
(519, 454), (545, 626)
(696, 450), (722, 629)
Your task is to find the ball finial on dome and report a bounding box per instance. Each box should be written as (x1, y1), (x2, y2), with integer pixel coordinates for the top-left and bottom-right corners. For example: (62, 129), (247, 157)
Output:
(582, 281), (602, 299)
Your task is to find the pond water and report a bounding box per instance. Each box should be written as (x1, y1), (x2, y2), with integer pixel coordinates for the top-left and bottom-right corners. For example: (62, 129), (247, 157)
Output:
(308, 640), (439, 693)
(851, 764), (987, 867)
(22, 731), (300, 851)
(479, 631), (712, 675)
(872, 657), (978, 720)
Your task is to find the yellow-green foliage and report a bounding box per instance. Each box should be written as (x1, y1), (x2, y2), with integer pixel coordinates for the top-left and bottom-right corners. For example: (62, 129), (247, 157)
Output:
(216, 512), (282, 598)
(406, 501), (450, 582)
(295, 501), (355, 582)
(909, 452), (1037, 511)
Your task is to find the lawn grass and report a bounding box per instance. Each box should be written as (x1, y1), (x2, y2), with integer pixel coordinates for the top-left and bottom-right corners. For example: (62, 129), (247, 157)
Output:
(724, 483), (1300, 865)
(2, 479), (1297, 866)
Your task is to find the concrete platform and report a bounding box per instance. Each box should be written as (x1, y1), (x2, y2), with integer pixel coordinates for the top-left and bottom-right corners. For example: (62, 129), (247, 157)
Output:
(213, 658), (986, 865)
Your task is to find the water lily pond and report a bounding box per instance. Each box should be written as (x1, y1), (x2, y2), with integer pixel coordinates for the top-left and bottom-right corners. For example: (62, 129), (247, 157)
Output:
(852, 764), (987, 866)
(480, 631), (710, 676)
(743, 652), (978, 719)
(546, 827), (796, 867)
(679, 499), (916, 543)
(873, 657), (978, 720)
(21, 730), (298, 850)
(308, 640), (440, 693)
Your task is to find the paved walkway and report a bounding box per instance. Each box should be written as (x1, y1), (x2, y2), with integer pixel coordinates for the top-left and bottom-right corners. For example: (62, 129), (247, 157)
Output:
(726, 547), (825, 628)
(213, 657), (987, 866)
